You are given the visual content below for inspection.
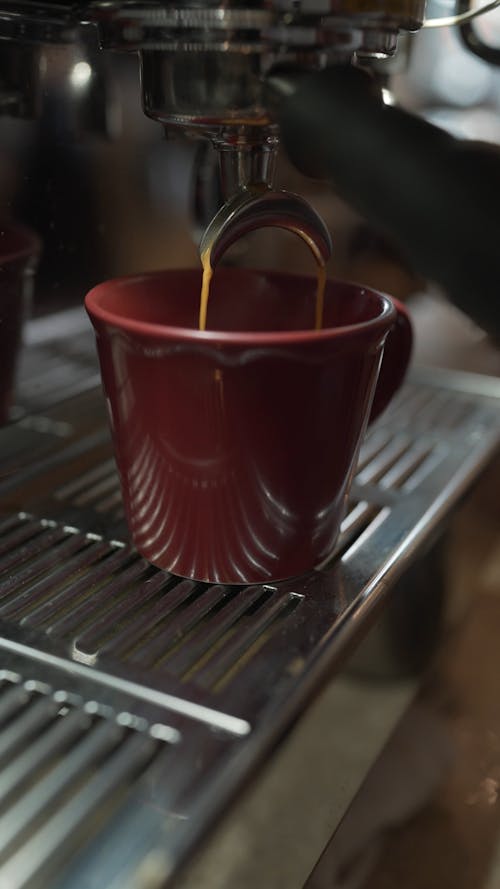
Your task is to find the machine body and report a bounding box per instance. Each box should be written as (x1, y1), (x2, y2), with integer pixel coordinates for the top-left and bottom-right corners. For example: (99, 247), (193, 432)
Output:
(0, 0), (499, 332)
(0, 0), (427, 192)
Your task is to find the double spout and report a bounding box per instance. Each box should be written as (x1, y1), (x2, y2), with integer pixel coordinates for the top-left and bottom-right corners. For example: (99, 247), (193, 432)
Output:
(197, 129), (333, 309)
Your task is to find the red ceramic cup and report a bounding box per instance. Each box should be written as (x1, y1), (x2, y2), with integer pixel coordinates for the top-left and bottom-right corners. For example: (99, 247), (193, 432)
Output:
(0, 222), (40, 425)
(86, 268), (412, 583)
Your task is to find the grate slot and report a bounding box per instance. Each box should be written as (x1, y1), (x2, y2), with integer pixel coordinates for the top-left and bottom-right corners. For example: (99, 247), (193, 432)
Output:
(340, 501), (374, 535)
(18, 373), (97, 413)
(0, 732), (158, 889)
(0, 695), (58, 766)
(55, 342), (95, 365)
(0, 532), (91, 606)
(165, 586), (273, 678)
(15, 337), (100, 414)
(356, 429), (393, 473)
(0, 685), (29, 725)
(378, 442), (436, 490)
(55, 459), (116, 503)
(0, 708), (90, 810)
(355, 435), (412, 486)
(0, 539), (112, 622)
(0, 520), (47, 560)
(19, 545), (133, 632)
(0, 515), (30, 539)
(195, 591), (301, 690)
(0, 524), (71, 578)
(438, 398), (477, 430)
(0, 719), (122, 861)
(45, 557), (151, 638)
(130, 585), (231, 670)
(402, 447), (448, 492)
(332, 501), (381, 559)
(412, 392), (453, 430)
(18, 361), (74, 397)
(402, 390), (477, 433)
(15, 415), (72, 439)
(99, 579), (202, 659)
(384, 385), (435, 425)
(72, 569), (176, 658)
(95, 489), (123, 515)
(73, 472), (120, 508)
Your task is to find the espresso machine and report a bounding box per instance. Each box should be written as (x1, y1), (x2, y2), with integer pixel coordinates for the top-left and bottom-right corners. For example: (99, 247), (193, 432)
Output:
(1, 0), (499, 327)
(0, 0), (425, 194)
(0, 2), (500, 888)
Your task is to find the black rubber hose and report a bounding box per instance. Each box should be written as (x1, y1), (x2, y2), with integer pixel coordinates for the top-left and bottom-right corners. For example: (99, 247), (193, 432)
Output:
(267, 65), (500, 338)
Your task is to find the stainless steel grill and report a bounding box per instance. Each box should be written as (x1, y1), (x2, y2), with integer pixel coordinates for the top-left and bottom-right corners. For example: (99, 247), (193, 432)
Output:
(1, 306), (500, 888)
(11, 309), (101, 421)
(0, 667), (183, 889)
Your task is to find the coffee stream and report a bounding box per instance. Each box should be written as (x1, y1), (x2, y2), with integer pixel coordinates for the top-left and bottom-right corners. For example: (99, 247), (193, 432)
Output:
(199, 234), (327, 332)
(199, 247), (213, 333)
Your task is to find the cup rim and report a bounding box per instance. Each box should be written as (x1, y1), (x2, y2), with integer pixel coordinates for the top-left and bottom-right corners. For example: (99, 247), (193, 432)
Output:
(0, 221), (41, 265)
(85, 267), (396, 345)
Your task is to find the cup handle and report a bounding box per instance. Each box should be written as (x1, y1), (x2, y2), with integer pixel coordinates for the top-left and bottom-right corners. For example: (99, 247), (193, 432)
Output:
(369, 298), (413, 424)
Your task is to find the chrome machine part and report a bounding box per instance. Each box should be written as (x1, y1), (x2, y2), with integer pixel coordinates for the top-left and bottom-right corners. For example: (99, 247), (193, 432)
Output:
(215, 128), (279, 202)
(0, 0), (426, 193)
(89, 0), (425, 192)
(90, 0), (425, 97)
(199, 185), (333, 267)
(0, 1), (76, 116)
(0, 307), (499, 887)
(0, 0), (445, 249)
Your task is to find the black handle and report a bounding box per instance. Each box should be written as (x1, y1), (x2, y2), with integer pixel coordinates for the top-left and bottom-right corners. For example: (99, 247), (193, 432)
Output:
(268, 66), (500, 338)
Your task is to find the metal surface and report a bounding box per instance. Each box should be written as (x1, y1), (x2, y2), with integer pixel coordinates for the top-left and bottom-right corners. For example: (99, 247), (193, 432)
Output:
(199, 186), (332, 267)
(0, 307), (500, 887)
(12, 307), (101, 420)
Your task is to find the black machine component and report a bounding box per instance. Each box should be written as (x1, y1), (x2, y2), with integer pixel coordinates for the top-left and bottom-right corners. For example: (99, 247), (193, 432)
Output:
(267, 65), (500, 338)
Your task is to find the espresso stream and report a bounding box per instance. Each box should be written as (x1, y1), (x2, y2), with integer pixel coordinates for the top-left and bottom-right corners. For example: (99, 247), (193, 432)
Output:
(199, 235), (327, 332)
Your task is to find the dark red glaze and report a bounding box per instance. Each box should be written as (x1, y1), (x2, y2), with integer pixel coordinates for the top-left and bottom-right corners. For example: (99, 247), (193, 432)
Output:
(86, 268), (412, 583)
(0, 222), (41, 425)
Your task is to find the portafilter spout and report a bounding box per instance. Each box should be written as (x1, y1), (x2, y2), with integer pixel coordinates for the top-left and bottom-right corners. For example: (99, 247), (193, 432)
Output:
(198, 185), (333, 331)
(199, 186), (332, 269)
(191, 125), (281, 233)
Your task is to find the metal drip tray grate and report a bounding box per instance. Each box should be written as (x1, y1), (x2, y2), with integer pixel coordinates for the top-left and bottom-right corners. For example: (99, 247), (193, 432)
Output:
(0, 668), (181, 889)
(0, 514), (304, 693)
(0, 658), (216, 889)
(11, 308), (99, 421)
(1, 358), (500, 887)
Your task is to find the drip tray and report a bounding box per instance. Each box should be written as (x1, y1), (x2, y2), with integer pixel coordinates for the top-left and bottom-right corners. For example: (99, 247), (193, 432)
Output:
(1, 316), (500, 888)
